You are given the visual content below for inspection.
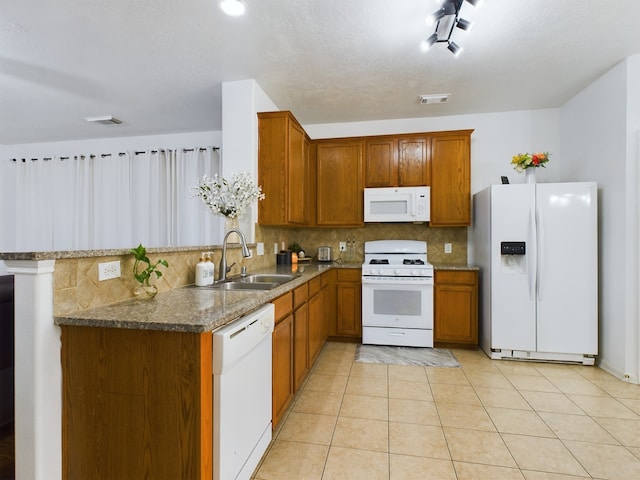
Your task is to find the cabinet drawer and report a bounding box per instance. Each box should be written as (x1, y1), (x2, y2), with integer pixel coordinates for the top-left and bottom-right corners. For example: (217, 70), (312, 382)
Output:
(337, 269), (361, 283)
(435, 270), (477, 285)
(308, 276), (322, 296)
(272, 292), (293, 323)
(293, 283), (309, 308)
(321, 269), (336, 287)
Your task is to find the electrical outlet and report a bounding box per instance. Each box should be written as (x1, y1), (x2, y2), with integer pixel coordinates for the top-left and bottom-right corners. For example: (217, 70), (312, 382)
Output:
(274, 243), (279, 254)
(256, 243), (264, 256)
(444, 243), (452, 254)
(339, 241), (347, 252)
(98, 260), (121, 281)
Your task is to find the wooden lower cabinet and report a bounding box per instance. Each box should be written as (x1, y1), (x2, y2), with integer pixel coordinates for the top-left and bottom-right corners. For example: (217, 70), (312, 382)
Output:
(271, 291), (294, 427)
(434, 270), (478, 347)
(293, 304), (309, 391)
(61, 326), (212, 480)
(307, 276), (325, 366)
(336, 269), (362, 338)
(272, 272), (335, 428)
(272, 313), (294, 426)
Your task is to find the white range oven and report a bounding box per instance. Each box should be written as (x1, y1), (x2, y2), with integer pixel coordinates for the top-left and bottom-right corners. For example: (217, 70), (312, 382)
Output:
(361, 240), (434, 347)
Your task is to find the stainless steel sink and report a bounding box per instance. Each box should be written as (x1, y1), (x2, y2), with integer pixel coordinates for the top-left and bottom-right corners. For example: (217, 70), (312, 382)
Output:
(213, 282), (278, 291)
(210, 273), (299, 291)
(239, 274), (298, 284)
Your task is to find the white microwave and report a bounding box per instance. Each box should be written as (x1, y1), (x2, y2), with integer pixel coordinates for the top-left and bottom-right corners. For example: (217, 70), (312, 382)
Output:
(364, 186), (430, 223)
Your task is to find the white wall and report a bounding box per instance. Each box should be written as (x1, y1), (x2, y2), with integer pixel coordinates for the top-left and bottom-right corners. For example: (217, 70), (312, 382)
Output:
(560, 56), (640, 381)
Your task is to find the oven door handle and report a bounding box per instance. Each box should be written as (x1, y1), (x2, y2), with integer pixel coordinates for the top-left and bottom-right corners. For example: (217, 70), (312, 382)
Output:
(388, 332), (406, 336)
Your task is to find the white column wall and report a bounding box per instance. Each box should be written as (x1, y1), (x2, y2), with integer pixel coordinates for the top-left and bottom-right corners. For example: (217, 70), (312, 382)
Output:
(221, 80), (278, 242)
(5, 260), (60, 480)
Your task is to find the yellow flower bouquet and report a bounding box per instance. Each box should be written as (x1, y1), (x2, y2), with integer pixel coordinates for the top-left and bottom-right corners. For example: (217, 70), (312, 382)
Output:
(511, 152), (550, 172)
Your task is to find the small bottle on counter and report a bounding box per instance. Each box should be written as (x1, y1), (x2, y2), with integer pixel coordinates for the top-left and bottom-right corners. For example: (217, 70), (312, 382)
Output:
(195, 253), (208, 287)
(204, 252), (215, 285)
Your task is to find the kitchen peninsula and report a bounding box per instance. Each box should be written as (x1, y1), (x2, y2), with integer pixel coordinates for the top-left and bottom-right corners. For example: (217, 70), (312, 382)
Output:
(58, 262), (338, 480)
(2, 248), (346, 480)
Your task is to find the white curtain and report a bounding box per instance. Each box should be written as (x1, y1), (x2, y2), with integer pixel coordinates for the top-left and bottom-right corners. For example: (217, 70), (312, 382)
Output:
(2, 147), (220, 252)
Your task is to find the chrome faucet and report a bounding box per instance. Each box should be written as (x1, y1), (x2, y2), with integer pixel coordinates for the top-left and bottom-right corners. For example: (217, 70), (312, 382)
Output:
(218, 227), (251, 281)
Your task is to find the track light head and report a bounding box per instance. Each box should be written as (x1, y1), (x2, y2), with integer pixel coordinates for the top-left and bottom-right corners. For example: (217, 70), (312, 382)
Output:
(426, 8), (445, 26)
(465, 0), (484, 7)
(420, 33), (439, 52)
(447, 41), (463, 56)
(456, 18), (473, 31)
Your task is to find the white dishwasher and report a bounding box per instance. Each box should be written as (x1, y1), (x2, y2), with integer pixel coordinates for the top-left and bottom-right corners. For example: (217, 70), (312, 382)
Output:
(212, 303), (274, 480)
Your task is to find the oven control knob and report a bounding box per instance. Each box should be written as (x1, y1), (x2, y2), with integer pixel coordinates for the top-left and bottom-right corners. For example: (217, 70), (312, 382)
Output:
(394, 269), (401, 275)
(412, 269), (420, 275)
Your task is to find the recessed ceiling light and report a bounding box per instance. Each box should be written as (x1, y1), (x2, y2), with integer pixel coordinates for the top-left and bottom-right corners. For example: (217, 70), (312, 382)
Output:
(220, 0), (246, 16)
(418, 94), (450, 105)
(85, 115), (122, 125)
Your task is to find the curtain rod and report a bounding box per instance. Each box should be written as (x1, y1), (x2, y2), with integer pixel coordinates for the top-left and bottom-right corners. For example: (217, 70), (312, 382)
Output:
(9, 146), (220, 162)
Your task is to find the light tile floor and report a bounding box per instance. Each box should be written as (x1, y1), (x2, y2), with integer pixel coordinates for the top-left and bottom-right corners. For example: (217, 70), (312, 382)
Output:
(253, 342), (640, 480)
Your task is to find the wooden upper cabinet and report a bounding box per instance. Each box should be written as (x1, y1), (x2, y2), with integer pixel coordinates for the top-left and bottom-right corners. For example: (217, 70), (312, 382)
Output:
(398, 137), (430, 186)
(364, 136), (429, 187)
(258, 111), (309, 226)
(316, 140), (363, 226)
(429, 131), (473, 226)
(364, 138), (397, 187)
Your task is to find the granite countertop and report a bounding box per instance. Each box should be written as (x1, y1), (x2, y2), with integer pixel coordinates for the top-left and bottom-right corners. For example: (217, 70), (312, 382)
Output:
(433, 264), (479, 271)
(54, 262), (361, 333)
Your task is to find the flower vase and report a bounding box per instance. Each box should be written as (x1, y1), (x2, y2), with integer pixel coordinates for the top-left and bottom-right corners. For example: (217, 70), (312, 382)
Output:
(525, 169), (537, 184)
(134, 282), (158, 299)
(225, 216), (239, 231)
(224, 216), (240, 242)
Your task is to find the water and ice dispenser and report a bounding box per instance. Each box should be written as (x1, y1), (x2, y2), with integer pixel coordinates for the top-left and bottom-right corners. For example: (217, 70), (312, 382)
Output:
(500, 241), (527, 273)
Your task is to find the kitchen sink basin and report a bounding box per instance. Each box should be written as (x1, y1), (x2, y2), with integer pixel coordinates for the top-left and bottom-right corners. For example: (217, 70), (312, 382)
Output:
(239, 274), (298, 284)
(210, 273), (299, 291)
(213, 282), (278, 291)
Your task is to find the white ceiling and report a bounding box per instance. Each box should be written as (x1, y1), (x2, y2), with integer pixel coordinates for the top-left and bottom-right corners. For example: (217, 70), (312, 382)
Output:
(2, 0), (640, 145)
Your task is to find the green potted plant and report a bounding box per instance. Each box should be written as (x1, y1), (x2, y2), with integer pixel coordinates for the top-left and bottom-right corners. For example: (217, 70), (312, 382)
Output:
(129, 243), (169, 298)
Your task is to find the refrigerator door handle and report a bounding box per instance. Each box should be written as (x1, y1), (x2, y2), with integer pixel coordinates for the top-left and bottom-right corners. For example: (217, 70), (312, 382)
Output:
(528, 200), (536, 301)
(537, 201), (544, 302)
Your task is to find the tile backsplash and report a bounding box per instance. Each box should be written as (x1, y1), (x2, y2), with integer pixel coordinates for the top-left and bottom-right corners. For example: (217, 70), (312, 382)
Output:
(53, 223), (468, 316)
(256, 223), (468, 266)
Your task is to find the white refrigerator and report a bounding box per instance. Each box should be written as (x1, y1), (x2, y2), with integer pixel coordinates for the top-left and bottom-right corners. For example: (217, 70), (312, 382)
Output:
(473, 182), (598, 365)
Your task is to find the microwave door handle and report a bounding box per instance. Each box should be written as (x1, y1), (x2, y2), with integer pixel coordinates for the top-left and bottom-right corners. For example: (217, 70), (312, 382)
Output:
(410, 195), (415, 217)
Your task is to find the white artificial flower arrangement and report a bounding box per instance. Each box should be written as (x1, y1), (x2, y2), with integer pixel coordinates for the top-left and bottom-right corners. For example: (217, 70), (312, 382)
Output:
(193, 171), (265, 218)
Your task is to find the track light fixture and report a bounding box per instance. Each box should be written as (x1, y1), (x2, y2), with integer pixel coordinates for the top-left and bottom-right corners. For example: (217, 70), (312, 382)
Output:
(422, 0), (480, 56)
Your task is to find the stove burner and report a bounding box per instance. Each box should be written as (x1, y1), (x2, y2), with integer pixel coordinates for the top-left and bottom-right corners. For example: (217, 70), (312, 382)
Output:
(402, 259), (425, 265)
(369, 259), (389, 265)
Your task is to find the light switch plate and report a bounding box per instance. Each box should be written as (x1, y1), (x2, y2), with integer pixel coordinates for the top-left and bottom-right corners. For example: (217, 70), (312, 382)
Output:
(444, 243), (452, 254)
(256, 242), (264, 256)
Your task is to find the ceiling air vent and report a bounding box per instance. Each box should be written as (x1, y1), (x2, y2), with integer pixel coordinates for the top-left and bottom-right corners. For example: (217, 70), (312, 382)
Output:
(85, 115), (123, 125)
(419, 93), (450, 104)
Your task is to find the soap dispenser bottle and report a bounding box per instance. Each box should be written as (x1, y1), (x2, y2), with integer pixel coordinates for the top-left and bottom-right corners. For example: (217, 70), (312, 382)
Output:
(195, 253), (208, 287)
(204, 252), (215, 285)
